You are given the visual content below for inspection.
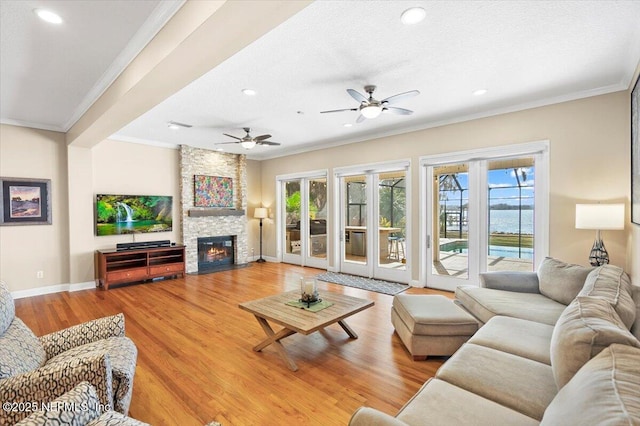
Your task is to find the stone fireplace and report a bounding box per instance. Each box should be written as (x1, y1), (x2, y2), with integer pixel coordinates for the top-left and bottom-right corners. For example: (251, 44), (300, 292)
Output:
(180, 145), (248, 273)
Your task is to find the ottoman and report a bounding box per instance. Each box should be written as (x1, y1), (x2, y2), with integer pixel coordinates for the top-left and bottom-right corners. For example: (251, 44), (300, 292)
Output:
(392, 294), (479, 360)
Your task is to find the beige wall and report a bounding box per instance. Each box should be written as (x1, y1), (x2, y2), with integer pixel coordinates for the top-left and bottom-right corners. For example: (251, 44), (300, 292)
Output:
(246, 159), (263, 259)
(259, 91), (631, 283)
(0, 124), (70, 291)
(1, 89), (636, 291)
(90, 140), (181, 254)
(630, 63), (640, 286)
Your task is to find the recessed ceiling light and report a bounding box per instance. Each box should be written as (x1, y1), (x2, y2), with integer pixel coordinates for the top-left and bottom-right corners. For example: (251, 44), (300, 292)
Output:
(34, 9), (63, 24)
(400, 7), (426, 25)
(242, 89), (257, 96)
(473, 89), (488, 96)
(343, 123), (353, 128)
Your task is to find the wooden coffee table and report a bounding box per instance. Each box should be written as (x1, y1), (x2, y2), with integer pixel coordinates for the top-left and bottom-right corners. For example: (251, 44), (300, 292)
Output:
(239, 290), (374, 371)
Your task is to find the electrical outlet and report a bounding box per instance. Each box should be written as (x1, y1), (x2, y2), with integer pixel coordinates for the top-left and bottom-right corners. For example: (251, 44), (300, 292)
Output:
(36, 271), (44, 279)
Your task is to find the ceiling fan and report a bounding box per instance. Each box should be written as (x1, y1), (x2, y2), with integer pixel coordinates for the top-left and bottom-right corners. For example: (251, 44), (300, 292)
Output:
(215, 127), (281, 150)
(321, 85), (420, 123)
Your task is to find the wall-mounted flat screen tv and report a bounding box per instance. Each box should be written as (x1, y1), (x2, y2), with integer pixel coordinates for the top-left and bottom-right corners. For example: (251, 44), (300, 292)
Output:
(96, 194), (173, 236)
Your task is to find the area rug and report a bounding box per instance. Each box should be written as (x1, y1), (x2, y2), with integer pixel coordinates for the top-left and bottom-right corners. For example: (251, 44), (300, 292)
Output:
(315, 272), (408, 296)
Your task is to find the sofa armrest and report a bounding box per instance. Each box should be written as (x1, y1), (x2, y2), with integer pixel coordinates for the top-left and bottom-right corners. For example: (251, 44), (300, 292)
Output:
(349, 407), (409, 426)
(479, 271), (540, 294)
(0, 354), (113, 424)
(39, 313), (125, 359)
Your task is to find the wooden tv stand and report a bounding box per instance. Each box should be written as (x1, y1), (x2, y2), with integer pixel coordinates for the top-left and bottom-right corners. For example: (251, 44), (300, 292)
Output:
(96, 245), (186, 290)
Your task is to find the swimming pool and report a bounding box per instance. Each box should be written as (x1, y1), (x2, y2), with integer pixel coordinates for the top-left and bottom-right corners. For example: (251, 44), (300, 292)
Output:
(440, 241), (533, 259)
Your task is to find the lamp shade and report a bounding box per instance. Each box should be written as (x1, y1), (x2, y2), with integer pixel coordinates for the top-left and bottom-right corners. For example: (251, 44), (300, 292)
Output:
(575, 204), (624, 230)
(254, 207), (268, 219)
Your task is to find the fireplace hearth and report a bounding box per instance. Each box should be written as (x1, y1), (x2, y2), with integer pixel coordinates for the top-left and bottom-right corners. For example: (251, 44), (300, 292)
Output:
(197, 236), (235, 272)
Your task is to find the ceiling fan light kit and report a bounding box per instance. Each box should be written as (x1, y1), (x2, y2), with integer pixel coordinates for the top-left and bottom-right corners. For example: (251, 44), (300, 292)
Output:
(361, 105), (382, 119)
(321, 85), (420, 123)
(215, 127), (281, 150)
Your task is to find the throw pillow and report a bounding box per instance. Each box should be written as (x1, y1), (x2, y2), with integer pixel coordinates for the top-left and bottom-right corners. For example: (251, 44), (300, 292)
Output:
(550, 296), (640, 389)
(15, 381), (102, 426)
(541, 344), (640, 425)
(0, 318), (46, 379)
(537, 257), (592, 305)
(578, 265), (636, 329)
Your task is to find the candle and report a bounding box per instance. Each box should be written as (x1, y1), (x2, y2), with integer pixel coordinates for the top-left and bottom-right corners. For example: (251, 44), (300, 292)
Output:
(303, 281), (315, 295)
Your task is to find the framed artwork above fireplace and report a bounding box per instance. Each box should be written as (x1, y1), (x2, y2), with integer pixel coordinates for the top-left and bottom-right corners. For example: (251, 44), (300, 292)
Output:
(194, 175), (233, 208)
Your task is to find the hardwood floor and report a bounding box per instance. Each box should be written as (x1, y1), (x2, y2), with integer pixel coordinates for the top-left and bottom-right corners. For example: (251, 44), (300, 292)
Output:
(14, 263), (452, 426)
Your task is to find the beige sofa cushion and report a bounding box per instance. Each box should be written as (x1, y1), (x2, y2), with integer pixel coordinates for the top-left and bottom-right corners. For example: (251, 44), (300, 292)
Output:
(578, 264), (636, 329)
(455, 286), (566, 325)
(538, 257), (592, 305)
(468, 316), (554, 364)
(550, 296), (640, 389)
(396, 378), (538, 426)
(542, 344), (640, 425)
(436, 343), (556, 420)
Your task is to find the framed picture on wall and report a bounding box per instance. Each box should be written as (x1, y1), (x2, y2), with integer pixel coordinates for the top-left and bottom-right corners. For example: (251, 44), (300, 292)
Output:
(194, 175), (234, 208)
(0, 177), (52, 225)
(633, 75), (640, 225)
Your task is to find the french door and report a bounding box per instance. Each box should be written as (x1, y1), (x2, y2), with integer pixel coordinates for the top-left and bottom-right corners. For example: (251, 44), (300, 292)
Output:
(420, 142), (549, 291)
(278, 173), (328, 269)
(335, 161), (410, 284)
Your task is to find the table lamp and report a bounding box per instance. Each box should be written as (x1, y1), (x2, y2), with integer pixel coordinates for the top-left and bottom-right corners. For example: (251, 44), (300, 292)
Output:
(254, 207), (268, 263)
(575, 203), (624, 266)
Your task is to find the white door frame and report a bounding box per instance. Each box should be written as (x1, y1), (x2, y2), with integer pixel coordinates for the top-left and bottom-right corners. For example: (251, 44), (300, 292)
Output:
(419, 141), (549, 290)
(276, 170), (329, 269)
(333, 160), (411, 283)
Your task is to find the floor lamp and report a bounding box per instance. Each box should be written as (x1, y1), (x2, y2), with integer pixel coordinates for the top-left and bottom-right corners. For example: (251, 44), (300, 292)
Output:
(254, 207), (268, 263)
(575, 203), (624, 266)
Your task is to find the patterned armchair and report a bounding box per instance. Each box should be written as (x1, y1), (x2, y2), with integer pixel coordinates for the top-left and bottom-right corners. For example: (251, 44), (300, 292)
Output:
(0, 281), (137, 424)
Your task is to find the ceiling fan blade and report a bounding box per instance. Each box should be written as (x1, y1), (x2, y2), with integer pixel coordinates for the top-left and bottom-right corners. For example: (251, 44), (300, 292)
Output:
(320, 108), (358, 114)
(215, 141), (241, 145)
(356, 114), (366, 123)
(257, 141), (281, 146)
(383, 106), (414, 115)
(347, 89), (368, 103)
(381, 90), (420, 105)
(254, 134), (272, 141)
(223, 133), (242, 141)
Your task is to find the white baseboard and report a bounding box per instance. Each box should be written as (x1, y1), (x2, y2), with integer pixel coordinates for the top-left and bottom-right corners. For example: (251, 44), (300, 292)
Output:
(409, 279), (424, 288)
(11, 281), (96, 300)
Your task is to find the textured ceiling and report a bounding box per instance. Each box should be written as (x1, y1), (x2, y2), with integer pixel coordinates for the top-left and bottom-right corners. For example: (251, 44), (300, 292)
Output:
(113, 0), (640, 159)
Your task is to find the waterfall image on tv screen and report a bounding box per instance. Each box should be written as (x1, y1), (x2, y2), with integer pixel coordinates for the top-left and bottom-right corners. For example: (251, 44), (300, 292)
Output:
(96, 194), (173, 236)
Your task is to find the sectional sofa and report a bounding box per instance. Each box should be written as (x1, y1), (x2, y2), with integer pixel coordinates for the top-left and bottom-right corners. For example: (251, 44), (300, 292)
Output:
(349, 259), (640, 425)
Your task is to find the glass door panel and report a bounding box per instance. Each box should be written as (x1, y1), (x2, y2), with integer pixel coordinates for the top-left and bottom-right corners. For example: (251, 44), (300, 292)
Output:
(487, 158), (535, 272)
(307, 178), (327, 261)
(341, 175), (368, 275)
(283, 180), (302, 259)
(432, 163), (470, 280)
(378, 171), (407, 271)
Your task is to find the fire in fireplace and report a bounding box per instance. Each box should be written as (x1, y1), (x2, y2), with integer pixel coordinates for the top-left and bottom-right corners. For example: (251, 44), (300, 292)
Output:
(197, 236), (235, 272)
